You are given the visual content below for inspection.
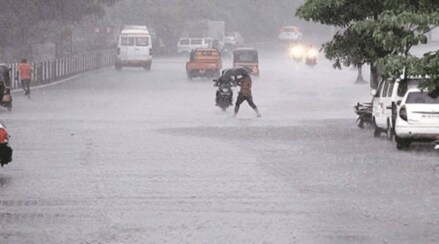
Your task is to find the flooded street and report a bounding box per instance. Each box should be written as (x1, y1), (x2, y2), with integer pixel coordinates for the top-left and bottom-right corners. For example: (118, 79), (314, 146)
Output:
(0, 48), (438, 243)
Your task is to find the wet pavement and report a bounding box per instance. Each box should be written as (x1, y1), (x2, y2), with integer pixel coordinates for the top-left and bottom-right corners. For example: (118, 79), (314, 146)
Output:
(0, 49), (438, 243)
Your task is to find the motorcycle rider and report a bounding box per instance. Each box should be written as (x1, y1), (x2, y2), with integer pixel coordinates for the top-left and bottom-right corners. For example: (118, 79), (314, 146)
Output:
(234, 74), (261, 118)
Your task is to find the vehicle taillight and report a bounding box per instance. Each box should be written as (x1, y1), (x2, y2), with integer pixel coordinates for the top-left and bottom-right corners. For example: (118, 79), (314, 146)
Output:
(399, 105), (407, 121)
(0, 128), (8, 143)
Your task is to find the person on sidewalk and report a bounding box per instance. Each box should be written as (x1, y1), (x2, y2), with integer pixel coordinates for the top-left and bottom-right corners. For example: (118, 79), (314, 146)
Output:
(16, 58), (33, 97)
(234, 74), (261, 118)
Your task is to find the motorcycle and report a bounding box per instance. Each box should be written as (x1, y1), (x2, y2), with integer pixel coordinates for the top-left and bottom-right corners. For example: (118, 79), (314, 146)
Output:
(0, 64), (12, 111)
(1, 87), (12, 112)
(0, 122), (12, 167)
(214, 78), (234, 111)
(353, 102), (373, 129)
(305, 47), (318, 66)
(289, 44), (305, 62)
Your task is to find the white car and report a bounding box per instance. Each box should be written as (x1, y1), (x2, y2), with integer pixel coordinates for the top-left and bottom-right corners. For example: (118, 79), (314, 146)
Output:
(278, 26), (302, 42)
(372, 77), (421, 140)
(177, 38), (212, 54)
(394, 88), (439, 150)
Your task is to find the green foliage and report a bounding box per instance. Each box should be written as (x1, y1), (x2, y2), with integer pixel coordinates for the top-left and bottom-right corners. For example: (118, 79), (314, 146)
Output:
(296, 0), (384, 27)
(297, 0), (439, 89)
(0, 0), (117, 49)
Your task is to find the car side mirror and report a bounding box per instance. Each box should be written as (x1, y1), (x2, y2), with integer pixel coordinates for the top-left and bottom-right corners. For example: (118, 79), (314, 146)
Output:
(396, 100), (402, 106)
(370, 89), (377, 97)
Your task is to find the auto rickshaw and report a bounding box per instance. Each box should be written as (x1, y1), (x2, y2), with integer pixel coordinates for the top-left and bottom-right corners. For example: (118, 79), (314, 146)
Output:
(233, 48), (259, 76)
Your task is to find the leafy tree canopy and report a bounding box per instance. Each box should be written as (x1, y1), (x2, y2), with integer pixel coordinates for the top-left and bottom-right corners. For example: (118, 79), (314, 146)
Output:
(0, 0), (117, 48)
(297, 0), (439, 91)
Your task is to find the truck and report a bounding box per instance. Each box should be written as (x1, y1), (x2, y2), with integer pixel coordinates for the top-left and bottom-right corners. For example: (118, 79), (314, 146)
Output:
(115, 25), (153, 71)
(186, 48), (222, 79)
(207, 20), (225, 50)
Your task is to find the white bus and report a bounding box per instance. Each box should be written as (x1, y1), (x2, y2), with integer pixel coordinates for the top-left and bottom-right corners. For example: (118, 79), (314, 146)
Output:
(115, 25), (152, 70)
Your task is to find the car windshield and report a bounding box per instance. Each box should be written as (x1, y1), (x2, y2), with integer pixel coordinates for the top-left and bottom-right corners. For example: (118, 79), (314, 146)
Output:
(191, 39), (202, 45)
(136, 37), (149, 46)
(406, 92), (439, 104)
(120, 36), (134, 46)
(179, 39), (189, 45)
(234, 52), (258, 62)
(282, 27), (298, 33)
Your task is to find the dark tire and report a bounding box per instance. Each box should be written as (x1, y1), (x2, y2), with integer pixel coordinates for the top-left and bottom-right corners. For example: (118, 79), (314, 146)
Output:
(395, 136), (411, 150)
(373, 120), (381, 138)
(356, 117), (364, 129)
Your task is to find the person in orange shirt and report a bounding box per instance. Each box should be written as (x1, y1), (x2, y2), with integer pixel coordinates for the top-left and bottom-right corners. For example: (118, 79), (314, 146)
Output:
(16, 58), (33, 97)
(234, 74), (262, 118)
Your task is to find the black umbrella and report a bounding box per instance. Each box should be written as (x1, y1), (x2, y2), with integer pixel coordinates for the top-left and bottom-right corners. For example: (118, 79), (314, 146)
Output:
(217, 67), (250, 84)
(221, 67), (251, 79)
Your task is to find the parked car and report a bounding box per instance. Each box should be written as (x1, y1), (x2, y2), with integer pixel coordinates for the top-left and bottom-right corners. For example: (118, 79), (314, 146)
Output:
(177, 38), (212, 55)
(278, 26), (302, 43)
(371, 77), (421, 140)
(394, 88), (439, 150)
(186, 48), (222, 79)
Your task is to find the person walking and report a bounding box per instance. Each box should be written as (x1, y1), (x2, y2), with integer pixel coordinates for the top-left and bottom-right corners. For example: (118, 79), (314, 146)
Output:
(234, 74), (261, 118)
(16, 58), (33, 97)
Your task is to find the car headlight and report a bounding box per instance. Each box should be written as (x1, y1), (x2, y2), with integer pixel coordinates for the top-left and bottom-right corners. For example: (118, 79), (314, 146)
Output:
(306, 48), (318, 58)
(289, 45), (305, 58)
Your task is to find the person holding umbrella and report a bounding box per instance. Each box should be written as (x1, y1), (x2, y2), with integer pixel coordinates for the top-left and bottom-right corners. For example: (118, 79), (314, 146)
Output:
(234, 72), (261, 118)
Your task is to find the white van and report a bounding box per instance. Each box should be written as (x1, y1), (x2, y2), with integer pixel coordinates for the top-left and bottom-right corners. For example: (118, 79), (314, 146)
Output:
(115, 25), (152, 70)
(177, 38), (212, 54)
(372, 77), (421, 139)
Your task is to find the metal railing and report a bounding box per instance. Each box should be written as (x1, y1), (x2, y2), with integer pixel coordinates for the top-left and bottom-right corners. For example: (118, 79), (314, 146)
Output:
(8, 49), (115, 90)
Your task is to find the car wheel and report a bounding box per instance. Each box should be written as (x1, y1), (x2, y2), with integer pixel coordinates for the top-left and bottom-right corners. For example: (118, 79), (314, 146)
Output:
(373, 119), (381, 138)
(395, 136), (411, 150)
(356, 117), (364, 129)
(143, 63), (151, 71)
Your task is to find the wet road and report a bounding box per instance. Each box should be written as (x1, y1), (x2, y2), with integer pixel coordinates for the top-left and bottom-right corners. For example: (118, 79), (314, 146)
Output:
(0, 49), (438, 243)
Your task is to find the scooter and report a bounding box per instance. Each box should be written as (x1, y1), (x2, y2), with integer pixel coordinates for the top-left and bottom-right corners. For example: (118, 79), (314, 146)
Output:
(0, 65), (12, 111)
(0, 123), (12, 167)
(353, 102), (373, 128)
(0, 87), (12, 112)
(214, 79), (234, 111)
(305, 47), (318, 66)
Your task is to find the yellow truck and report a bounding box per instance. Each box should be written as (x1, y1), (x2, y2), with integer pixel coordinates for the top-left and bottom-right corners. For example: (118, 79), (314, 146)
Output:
(186, 48), (222, 79)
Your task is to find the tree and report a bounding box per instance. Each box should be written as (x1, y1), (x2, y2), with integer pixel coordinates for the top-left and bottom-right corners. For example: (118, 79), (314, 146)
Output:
(0, 0), (118, 59)
(296, 0), (439, 89)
